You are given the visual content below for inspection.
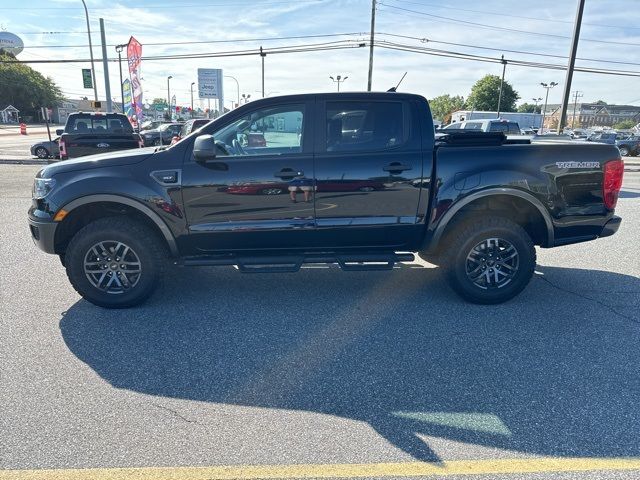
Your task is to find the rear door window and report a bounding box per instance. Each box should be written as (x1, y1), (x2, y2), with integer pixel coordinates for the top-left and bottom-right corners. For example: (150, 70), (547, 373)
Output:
(324, 101), (409, 152)
(463, 122), (483, 130)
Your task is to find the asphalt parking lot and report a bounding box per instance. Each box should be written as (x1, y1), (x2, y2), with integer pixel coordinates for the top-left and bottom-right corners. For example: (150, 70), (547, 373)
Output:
(1, 165), (639, 479)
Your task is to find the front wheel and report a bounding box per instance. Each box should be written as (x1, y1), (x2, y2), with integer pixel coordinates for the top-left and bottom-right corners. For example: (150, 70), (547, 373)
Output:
(64, 217), (167, 308)
(35, 147), (49, 159)
(441, 217), (536, 304)
(619, 146), (630, 157)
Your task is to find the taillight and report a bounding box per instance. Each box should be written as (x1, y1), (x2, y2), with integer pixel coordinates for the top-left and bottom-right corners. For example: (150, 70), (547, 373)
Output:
(603, 159), (624, 209)
(59, 138), (67, 159)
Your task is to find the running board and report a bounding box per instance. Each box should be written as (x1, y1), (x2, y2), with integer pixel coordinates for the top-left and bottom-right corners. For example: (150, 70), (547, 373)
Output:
(180, 252), (414, 273)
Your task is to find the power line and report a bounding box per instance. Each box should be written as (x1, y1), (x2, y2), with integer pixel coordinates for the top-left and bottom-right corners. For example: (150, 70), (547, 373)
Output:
(375, 32), (640, 68)
(378, 3), (640, 47)
(2, 0), (329, 10)
(19, 32), (367, 49)
(387, 0), (640, 31)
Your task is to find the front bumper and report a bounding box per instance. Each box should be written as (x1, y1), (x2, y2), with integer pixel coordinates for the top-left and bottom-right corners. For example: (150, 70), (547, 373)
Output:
(599, 215), (622, 238)
(28, 217), (58, 254)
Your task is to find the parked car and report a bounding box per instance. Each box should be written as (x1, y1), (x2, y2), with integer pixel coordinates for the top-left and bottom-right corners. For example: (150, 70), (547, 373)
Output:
(587, 132), (640, 156)
(29, 92), (623, 308)
(170, 119), (211, 145)
(140, 123), (183, 146)
(56, 112), (143, 160)
(30, 137), (60, 160)
(140, 120), (170, 131)
(443, 119), (521, 135)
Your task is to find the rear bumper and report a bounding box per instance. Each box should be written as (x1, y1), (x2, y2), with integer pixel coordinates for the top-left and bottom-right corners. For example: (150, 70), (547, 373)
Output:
(599, 215), (622, 238)
(28, 217), (58, 254)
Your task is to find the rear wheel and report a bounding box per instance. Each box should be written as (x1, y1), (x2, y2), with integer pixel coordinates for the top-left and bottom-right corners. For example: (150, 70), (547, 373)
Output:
(64, 217), (167, 308)
(619, 146), (630, 157)
(441, 216), (536, 304)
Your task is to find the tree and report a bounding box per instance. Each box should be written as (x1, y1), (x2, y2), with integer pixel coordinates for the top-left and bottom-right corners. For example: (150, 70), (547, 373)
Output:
(594, 100), (607, 105)
(151, 97), (168, 107)
(517, 103), (541, 114)
(612, 119), (636, 130)
(0, 51), (62, 120)
(466, 74), (519, 113)
(429, 94), (465, 122)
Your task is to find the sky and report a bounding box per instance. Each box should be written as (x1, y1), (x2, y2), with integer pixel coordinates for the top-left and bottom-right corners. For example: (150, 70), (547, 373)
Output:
(2, 0), (640, 112)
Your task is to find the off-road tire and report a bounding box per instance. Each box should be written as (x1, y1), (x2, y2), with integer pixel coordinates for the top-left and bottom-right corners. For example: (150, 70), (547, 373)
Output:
(65, 217), (167, 308)
(441, 216), (536, 304)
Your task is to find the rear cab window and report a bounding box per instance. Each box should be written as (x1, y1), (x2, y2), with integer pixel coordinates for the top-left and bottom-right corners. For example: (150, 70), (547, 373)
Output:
(65, 114), (134, 134)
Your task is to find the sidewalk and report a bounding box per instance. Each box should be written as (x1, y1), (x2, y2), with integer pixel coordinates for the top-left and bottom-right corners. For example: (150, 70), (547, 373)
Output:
(0, 124), (63, 136)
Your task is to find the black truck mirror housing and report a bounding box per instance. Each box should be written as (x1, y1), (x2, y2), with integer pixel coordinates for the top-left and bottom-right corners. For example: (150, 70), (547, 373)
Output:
(55, 129), (64, 136)
(193, 135), (216, 161)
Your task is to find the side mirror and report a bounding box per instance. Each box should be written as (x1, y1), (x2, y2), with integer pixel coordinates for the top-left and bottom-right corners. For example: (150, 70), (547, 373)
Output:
(193, 134), (216, 161)
(55, 129), (64, 136)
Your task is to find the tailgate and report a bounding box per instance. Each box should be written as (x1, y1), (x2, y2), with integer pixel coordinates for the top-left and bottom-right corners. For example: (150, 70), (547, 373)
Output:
(66, 134), (140, 158)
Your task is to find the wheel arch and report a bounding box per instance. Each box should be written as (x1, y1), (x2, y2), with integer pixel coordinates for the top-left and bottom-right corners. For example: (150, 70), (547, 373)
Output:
(426, 188), (554, 252)
(54, 194), (179, 257)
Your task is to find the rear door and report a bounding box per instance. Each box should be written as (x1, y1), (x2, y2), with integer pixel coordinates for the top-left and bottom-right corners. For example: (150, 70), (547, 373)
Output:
(313, 97), (424, 248)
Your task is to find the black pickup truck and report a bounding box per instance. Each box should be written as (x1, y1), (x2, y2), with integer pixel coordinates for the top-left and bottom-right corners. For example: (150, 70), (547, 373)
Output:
(56, 112), (143, 160)
(29, 92), (624, 308)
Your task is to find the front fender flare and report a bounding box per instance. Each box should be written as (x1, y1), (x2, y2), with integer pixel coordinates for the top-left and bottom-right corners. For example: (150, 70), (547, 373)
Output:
(425, 188), (554, 251)
(60, 194), (179, 256)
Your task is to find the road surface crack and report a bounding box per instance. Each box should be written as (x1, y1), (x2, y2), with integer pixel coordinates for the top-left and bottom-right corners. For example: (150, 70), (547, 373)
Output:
(151, 402), (198, 424)
(537, 275), (639, 324)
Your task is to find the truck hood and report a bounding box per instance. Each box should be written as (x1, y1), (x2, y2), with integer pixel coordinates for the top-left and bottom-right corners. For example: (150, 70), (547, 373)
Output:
(39, 147), (157, 177)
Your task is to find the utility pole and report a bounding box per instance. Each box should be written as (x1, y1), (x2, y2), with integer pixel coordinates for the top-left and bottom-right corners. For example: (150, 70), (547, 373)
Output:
(557, 0), (586, 133)
(571, 90), (583, 128)
(496, 55), (507, 118)
(115, 44), (126, 113)
(81, 0), (98, 102)
(99, 18), (112, 113)
(167, 76), (172, 119)
(540, 82), (558, 134)
(329, 75), (348, 92)
(367, 0), (376, 91)
(260, 46), (266, 98)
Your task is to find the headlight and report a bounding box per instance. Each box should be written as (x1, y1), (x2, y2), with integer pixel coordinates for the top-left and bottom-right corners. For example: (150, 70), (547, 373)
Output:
(33, 178), (56, 199)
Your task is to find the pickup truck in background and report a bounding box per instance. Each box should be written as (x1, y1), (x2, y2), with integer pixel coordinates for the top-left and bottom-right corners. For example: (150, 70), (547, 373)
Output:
(441, 118), (522, 135)
(29, 92), (623, 308)
(56, 112), (143, 160)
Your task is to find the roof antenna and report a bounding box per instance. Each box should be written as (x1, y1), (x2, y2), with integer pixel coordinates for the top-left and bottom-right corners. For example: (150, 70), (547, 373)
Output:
(387, 72), (407, 92)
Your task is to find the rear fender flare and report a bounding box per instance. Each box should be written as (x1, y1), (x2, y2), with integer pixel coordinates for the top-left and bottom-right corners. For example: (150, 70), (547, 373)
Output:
(426, 188), (554, 250)
(61, 194), (179, 256)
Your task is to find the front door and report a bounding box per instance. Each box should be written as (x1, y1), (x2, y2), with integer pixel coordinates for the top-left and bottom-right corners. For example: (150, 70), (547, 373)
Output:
(180, 100), (315, 253)
(313, 98), (424, 248)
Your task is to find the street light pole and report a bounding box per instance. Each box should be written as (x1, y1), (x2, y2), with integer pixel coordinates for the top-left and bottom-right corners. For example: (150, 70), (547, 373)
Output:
(190, 82), (195, 117)
(81, 0), (98, 102)
(115, 44), (126, 113)
(329, 75), (348, 92)
(224, 75), (240, 108)
(540, 82), (558, 134)
(571, 90), (583, 128)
